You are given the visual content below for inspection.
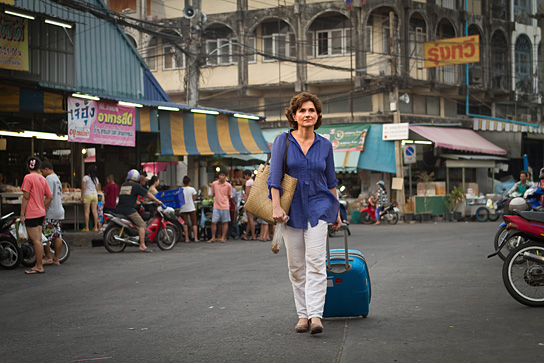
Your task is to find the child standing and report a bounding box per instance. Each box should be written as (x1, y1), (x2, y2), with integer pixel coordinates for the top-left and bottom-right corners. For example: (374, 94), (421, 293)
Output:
(97, 194), (104, 230)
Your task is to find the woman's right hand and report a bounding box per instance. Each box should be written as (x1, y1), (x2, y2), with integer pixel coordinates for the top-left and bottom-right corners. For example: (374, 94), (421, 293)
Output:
(273, 205), (287, 223)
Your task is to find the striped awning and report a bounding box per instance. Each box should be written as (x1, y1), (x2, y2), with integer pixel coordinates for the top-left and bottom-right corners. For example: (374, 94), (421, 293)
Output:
(0, 85), (63, 113)
(473, 118), (543, 134)
(159, 111), (270, 156)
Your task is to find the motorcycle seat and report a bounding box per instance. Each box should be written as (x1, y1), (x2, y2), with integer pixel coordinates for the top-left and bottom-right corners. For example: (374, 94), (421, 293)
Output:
(517, 210), (544, 223)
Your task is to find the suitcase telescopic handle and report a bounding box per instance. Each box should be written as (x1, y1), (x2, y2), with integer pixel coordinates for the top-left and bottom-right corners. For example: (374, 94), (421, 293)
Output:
(327, 223), (350, 273)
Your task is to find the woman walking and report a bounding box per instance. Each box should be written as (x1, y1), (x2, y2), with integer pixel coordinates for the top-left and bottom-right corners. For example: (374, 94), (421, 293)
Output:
(268, 92), (341, 335)
(81, 165), (100, 231)
(20, 157), (53, 274)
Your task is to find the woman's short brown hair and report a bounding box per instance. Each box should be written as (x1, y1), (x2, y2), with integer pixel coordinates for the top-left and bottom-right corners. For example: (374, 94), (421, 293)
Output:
(285, 92), (323, 130)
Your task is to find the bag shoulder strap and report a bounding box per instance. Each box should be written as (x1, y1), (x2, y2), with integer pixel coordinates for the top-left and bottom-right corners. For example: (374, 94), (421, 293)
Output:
(283, 132), (290, 175)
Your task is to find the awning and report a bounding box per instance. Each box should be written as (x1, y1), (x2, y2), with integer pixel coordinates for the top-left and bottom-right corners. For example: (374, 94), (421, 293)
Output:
(0, 85), (63, 113)
(159, 111), (270, 156)
(358, 124), (397, 174)
(410, 126), (507, 155)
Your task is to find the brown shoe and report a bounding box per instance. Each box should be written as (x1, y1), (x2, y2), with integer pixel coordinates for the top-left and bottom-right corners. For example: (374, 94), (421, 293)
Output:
(295, 321), (309, 333)
(310, 321), (323, 334)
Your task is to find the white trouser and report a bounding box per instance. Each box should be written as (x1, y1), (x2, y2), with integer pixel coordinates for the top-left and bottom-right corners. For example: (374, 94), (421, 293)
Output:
(283, 220), (328, 319)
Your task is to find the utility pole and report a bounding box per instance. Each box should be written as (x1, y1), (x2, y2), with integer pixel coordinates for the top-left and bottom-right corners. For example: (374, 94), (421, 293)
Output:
(390, 11), (406, 213)
(529, 3), (544, 123)
(186, 0), (202, 108)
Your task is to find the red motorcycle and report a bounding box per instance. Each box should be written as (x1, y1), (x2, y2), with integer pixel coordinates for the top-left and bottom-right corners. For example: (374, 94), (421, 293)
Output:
(359, 194), (399, 225)
(489, 211), (544, 307)
(103, 204), (179, 253)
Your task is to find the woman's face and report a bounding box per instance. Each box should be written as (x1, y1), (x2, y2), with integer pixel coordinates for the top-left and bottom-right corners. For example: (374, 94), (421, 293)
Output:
(294, 100), (318, 129)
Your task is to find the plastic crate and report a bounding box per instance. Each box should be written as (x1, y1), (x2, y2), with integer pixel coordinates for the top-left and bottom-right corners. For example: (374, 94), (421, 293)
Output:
(155, 188), (185, 209)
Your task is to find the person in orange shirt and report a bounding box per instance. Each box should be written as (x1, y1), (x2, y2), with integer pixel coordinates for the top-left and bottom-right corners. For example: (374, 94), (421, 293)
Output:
(208, 170), (233, 243)
(20, 157), (53, 274)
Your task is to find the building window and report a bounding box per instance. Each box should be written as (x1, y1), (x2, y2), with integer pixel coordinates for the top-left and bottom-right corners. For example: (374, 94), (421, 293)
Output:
(163, 45), (184, 70)
(146, 38), (157, 71)
(262, 33), (293, 61)
(491, 31), (508, 89)
(491, 0), (507, 19)
(308, 14), (351, 57)
(515, 35), (533, 93)
(365, 26), (373, 53)
(247, 37), (256, 63)
(514, 0), (533, 25)
(437, 0), (455, 10)
(206, 39), (238, 66)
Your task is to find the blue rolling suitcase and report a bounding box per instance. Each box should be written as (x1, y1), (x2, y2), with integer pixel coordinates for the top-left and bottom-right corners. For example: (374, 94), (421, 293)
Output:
(323, 224), (371, 318)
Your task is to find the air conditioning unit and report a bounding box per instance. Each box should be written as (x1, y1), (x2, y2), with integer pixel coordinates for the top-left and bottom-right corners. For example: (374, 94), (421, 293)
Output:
(470, 66), (482, 84)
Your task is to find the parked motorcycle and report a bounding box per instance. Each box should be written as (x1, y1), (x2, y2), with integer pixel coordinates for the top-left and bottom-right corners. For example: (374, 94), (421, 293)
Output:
(15, 231), (71, 267)
(103, 205), (178, 252)
(492, 186), (544, 260)
(0, 212), (21, 269)
(360, 194), (399, 225)
(489, 211), (544, 306)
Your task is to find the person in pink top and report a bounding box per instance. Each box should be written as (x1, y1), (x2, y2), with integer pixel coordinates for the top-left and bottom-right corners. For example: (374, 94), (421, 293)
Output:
(20, 157), (53, 274)
(208, 170), (233, 243)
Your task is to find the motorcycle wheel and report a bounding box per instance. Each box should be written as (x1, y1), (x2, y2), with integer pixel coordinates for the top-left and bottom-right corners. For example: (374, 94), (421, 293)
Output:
(502, 241), (544, 307)
(21, 241), (36, 267)
(495, 230), (529, 261)
(103, 226), (127, 253)
(386, 212), (399, 225)
(493, 226), (508, 260)
(156, 225), (177, 251)
(359, 211), (373, 225)
(488, 210), (503, 222)
(475, 207), (489, 222)
(52, 238), (71, 264)
(0, 238), (21, 269)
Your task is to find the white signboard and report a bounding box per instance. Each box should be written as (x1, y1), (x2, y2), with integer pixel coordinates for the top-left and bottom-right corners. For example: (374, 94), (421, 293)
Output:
(403, 145), (417, 164)
(383, 123), (409, 141)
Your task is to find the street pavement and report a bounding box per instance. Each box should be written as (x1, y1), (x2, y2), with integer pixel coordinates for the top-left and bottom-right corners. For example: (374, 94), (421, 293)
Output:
(1, 221), (544, 363)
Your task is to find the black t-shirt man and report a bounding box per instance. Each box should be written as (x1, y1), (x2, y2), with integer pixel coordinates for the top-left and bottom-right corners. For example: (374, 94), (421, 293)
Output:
(116, 181), (149, 216)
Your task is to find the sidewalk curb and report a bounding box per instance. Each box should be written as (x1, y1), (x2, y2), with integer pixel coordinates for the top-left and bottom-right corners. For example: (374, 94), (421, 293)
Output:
(63, 231), (102, 248)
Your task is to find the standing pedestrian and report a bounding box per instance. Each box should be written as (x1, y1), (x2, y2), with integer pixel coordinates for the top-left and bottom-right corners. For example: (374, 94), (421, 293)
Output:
(208, 170), (232, 243)
(269, 92), (341, 334)
(21, 157), (53, 274)
(242, 171), (257, 240)
(103, 174), (119, 214)
(81, 165), (100, 231)
(40, 162), (65, 266)
(179, 176), (198, 242)
(374, 180), (388, 226)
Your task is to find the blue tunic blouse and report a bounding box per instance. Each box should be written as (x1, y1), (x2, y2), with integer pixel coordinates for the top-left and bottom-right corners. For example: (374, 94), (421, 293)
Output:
(268, 131), (339, 229)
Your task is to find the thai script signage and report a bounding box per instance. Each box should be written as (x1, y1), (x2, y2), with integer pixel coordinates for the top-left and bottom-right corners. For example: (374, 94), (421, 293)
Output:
(383, 123), (409, 141)
(424, 35), (480, 68)
(317, 124), (371, 152)
(68, 97), (136, 147)
(0, 14), (29, 71)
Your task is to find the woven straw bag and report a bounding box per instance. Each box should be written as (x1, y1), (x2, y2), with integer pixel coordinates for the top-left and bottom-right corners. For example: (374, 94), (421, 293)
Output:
(244, 133), (297, 224)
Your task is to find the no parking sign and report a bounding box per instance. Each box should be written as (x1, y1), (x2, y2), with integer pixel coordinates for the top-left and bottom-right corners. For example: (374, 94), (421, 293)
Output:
(403, 145), (416, 164)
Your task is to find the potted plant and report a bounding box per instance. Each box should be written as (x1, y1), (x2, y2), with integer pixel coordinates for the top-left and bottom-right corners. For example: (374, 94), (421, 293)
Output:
(417, 171), (435, 222)
(447, 186), (466, 222)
